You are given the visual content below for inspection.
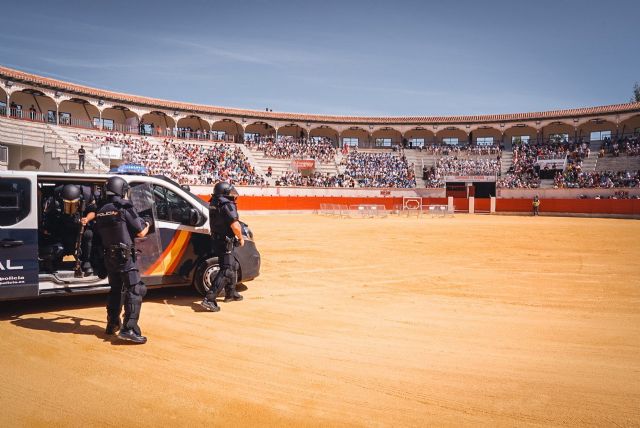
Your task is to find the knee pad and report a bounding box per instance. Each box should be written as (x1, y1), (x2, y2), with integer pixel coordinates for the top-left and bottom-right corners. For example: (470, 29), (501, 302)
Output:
(121, 269), (141, 288)
(132, 282), (147, 298)
(211, 266), (234, 295)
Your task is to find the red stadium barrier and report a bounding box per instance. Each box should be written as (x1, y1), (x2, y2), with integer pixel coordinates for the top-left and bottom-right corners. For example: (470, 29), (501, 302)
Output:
(453, 198), (469, 212)
(475, 198), (491, 212)
(196, 195), (640, 216)
(496, 198), (640, 215)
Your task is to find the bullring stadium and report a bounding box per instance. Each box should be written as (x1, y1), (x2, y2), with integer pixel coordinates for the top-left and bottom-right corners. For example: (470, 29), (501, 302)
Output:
(1, 1), (639, 425)
(1, 65), (639, 214)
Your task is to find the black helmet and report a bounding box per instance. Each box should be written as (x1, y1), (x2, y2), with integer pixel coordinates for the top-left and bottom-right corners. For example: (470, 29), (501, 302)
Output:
(213, 181), (238, 201)
(61, 184), (82, 215)
(105, 176), (130, 198)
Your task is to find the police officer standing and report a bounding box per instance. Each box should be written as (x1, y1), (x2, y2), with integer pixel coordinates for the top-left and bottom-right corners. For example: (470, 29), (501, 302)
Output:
(94, 176), (150, 344)
(201, 182), (245, 312)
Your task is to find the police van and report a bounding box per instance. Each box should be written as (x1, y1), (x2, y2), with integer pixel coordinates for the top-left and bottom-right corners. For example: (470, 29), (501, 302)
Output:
(0, 170), (261, 301)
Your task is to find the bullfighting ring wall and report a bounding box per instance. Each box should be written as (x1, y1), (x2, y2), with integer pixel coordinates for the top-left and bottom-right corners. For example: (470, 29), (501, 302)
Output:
(191, 186), (640, 217)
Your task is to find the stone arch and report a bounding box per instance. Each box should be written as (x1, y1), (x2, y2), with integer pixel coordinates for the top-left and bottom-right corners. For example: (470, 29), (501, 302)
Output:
(340, 126), (370, 148)
(176, 115), (210, 140)
(576, 118), (617, 142)
(309, 125), (339, 146)
(435, 127), (468, 145)
(470, 126), (502, 145)
(19, 158), (41, 170)
(245, 121), (276, 141)
(371, 127), (402, 148)
(619, 114), (640, 137)
(8, 89), (57, 122)
(403, 127), (436, 147)
(101, 105), (139, 133)
(58, 98), (100, 128)
(140, 111), (176, 137)
(540, 121), (574, 143)
(211, 118), (243, 143)
(277, 123), (307, 139)
(503, 124), (538, 145)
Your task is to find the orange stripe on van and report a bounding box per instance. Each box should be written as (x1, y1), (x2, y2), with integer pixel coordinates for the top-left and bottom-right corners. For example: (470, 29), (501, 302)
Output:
(144, 230), (191, 276)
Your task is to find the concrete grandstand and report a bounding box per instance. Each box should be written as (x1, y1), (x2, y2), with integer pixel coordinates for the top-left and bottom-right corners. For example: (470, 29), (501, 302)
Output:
(1, 65), (639, 216)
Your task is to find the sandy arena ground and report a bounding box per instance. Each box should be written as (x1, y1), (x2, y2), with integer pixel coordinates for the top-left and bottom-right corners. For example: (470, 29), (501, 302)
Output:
(0, 213), (639, 427)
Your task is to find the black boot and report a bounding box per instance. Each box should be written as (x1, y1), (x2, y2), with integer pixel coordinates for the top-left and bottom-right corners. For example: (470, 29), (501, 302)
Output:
(118, 329), (147, 344)
(200, 298), (220, 312)
(224, 290), (243, 302)
(105, 322), (121, 335)
(105, 316), (121, 335)
(82, 262), (93, 277)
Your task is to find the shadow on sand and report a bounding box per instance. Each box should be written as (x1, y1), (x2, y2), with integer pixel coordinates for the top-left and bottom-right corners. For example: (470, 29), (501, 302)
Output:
(0, 284), (249, 342)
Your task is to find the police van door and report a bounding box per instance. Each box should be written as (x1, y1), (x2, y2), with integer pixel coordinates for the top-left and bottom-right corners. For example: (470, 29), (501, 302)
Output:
(0, 174), (39, 299)
(128, 182), (165, 285)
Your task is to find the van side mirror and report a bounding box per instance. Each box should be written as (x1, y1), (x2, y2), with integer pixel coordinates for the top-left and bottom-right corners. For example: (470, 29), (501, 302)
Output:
(181, 184), (191, 192)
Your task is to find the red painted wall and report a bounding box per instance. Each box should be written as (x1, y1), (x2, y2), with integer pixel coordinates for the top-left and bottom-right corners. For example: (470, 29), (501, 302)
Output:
(496, 198), (640, 215)
(196, 195), (640, 216)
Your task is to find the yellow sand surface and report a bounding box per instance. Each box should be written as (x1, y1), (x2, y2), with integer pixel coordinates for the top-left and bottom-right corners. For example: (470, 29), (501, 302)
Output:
(1, 214), (639, 427)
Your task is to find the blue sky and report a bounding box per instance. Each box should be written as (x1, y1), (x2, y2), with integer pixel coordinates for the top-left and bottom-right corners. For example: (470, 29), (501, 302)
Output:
(2, 0), (639, 116)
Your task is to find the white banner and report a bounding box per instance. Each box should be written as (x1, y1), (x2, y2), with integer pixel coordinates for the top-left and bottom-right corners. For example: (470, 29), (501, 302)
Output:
(94, 146), (122, 159)
(444, 175), (496, 182)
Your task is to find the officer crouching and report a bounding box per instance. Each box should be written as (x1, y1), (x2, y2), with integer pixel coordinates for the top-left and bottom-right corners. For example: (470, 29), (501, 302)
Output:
(200, 182), (245, 312)
(94, 176), (150, 344)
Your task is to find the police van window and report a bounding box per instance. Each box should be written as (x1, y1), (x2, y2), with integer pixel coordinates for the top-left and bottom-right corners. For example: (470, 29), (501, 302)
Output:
(0, 178), (31, 226)
(152, 185), (192, 224)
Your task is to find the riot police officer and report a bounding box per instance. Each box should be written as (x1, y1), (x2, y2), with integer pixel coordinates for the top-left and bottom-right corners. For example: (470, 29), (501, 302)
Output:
(94, 176), (150, 344)
(200, 182), (245, 312)
(42, 183), (97, 275)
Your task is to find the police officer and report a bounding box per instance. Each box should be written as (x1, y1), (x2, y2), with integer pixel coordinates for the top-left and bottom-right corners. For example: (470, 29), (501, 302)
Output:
(200, 182), (245, 312)
(94, 176), (150, 344)
(43, 184), (97, 276)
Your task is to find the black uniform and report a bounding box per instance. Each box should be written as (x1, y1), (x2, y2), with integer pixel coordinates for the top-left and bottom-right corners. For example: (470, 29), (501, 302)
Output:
(78, 147), (86, 170)
(94, 195), (147, 337)
(203, 194), (242, 307)
(42, 185), (96, 274)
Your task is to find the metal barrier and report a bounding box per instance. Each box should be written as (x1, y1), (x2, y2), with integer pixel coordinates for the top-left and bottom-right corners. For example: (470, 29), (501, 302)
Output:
(347, 204), (388, 218)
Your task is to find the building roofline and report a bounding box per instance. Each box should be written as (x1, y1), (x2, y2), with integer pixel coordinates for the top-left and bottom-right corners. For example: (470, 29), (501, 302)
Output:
(1, 65), (639, 125)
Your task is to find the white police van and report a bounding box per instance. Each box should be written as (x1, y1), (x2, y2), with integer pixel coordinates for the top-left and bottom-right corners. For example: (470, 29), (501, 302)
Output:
(0, 170), (260, 300)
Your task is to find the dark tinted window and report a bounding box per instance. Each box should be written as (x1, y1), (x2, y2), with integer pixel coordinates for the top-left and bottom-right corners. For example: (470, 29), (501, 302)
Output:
(152, 185), (192, 224)
(0, 178), (31, 226)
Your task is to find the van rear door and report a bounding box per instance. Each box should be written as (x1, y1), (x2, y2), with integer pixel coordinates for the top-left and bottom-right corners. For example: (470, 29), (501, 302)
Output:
(0, 174), (39, 299)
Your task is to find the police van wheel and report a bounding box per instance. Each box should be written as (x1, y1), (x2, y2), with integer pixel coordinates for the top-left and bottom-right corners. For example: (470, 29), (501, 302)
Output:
(193, 258), (220, 296)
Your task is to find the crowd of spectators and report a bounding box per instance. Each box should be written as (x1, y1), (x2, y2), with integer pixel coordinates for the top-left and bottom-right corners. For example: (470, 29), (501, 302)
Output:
(420, 156), (500, 188)
(599, 136), (640, 157)
(434, 157), (500, 176)
(78, 132), (266, 186)
(418, 144), (502, 156)
(554, 167), (639, 188)
(246, 136), (337, 163)
(497, 144), (541, 188)
(342, 150), (415, 188)
(275, 171), (355, 187)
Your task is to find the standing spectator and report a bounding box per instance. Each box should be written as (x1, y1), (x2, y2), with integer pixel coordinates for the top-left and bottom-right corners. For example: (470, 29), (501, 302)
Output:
(29, 105), (37, 120)
(78, 145), (86, 171)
